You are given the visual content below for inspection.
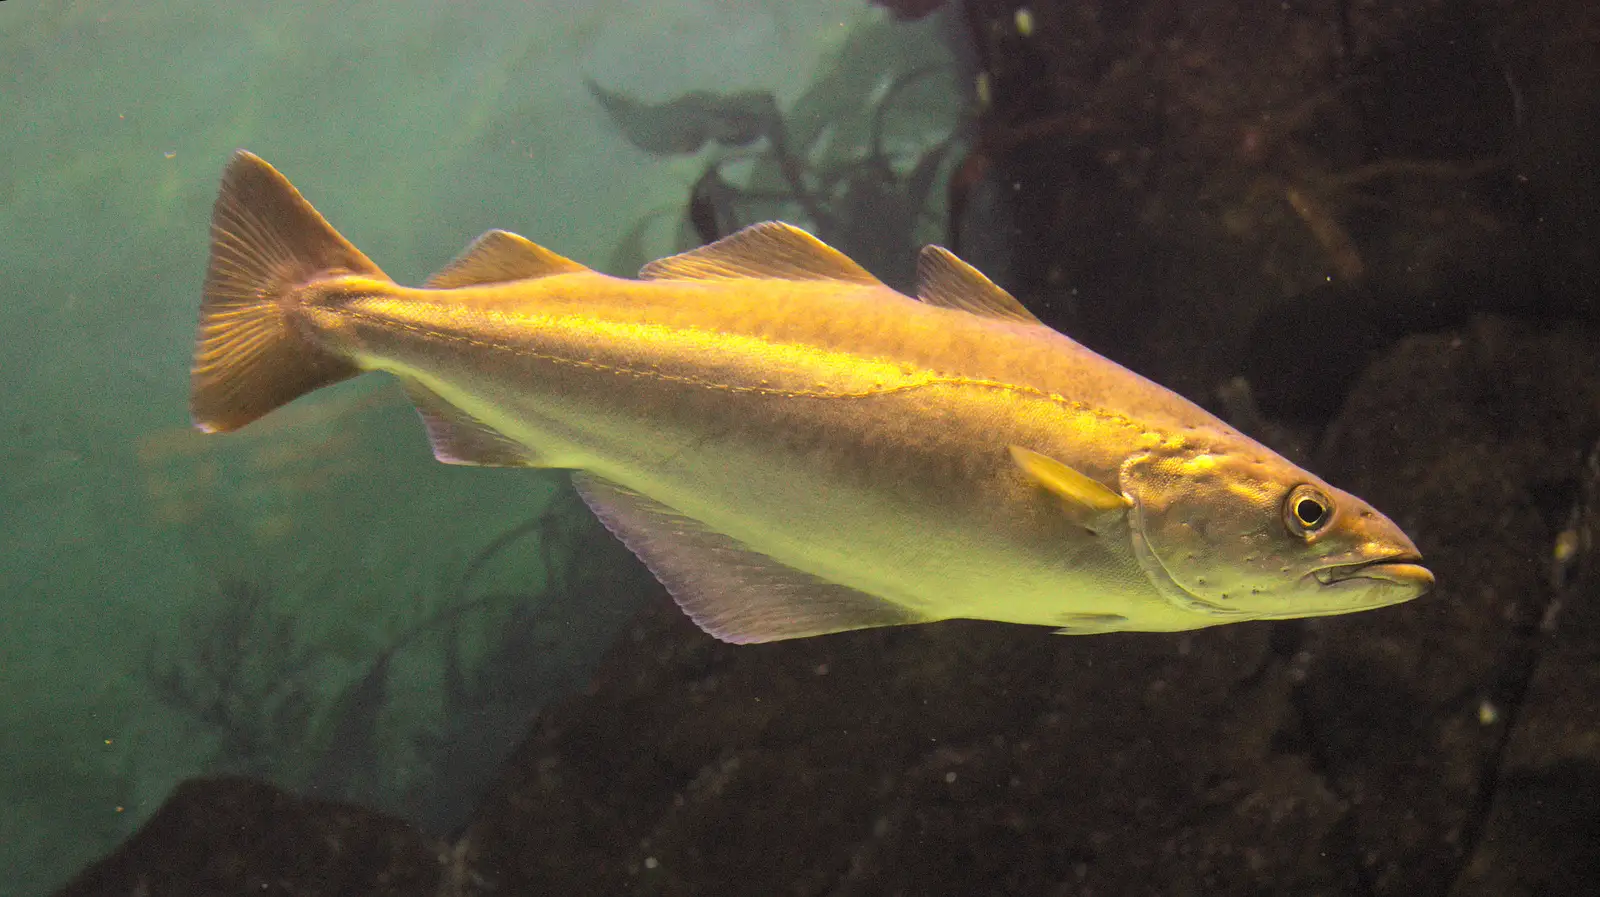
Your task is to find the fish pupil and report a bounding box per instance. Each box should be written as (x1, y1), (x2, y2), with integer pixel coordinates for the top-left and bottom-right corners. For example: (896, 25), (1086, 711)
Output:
(1295, 498), (1326, 527)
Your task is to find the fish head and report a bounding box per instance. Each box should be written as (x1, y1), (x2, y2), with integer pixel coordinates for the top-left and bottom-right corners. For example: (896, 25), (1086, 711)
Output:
(1121, 444), (1433, 623)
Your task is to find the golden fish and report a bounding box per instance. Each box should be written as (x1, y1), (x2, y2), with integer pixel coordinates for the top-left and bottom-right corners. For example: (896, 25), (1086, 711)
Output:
(191, 151), (1433, 643)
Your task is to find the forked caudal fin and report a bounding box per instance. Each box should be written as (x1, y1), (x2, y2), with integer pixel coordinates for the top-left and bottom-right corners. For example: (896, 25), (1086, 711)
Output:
(190, 150), (388, 433)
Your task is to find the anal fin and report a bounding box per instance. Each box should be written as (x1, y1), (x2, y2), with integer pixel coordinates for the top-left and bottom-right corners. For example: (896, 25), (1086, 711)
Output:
(1052, 613), (1130, 634)
(401, 381), (540, 467)
(573, 473), (921, 643)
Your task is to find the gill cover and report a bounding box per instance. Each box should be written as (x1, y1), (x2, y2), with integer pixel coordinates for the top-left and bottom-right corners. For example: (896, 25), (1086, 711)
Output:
(1121, 448), (1314, 615)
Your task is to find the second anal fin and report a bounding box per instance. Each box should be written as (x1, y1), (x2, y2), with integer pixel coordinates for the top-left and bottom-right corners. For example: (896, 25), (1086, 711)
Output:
(402, 381), (540, 467)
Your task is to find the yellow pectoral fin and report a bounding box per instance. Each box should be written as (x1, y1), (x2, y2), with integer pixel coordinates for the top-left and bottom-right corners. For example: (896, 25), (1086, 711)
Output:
(1008, 445), (1131, 523)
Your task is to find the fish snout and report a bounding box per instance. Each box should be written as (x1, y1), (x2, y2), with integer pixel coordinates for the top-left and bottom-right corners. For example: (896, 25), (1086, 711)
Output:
(1312, 500), (1435, 603)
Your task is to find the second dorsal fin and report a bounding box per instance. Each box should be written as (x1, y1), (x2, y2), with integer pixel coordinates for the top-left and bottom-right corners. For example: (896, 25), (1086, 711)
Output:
(916, 245), (1042, 325)
(426, 230), (589, 288)
(639, 222), (883, 285)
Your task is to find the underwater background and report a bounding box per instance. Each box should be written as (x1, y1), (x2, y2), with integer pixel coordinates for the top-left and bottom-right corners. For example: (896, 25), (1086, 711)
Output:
(3, 0), (1598, 895)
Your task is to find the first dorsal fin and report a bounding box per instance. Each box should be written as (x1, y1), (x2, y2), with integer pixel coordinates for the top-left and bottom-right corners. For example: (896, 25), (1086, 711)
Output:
(425, 230), (588, 289)
(916, 245), (1042, 325)
(639, 221), (884, 285)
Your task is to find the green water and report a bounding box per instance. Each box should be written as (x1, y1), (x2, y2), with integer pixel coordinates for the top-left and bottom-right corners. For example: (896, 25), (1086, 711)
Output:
(0, 2), (954, 892)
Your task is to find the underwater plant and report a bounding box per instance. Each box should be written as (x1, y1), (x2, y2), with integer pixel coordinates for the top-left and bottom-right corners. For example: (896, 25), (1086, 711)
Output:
(145, 488), (646, 830)
(146, 577), (320, 781)
(402, 489), (649, 831)
(589, 15), (964, 289)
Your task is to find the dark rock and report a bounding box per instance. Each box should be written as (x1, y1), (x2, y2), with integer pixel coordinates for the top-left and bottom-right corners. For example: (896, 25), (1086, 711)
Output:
(55, 777), (440, 897)
(454, 315), (1600, 897)
(959, 0), (1534, 405)
(1308, 316), (1600, 896)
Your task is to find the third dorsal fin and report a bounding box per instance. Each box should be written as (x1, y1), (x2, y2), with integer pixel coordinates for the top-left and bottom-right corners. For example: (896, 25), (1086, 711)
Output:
(639, 222), (883, 285)
(916, 245), (1042, 325)
(426, 230), (589, 289)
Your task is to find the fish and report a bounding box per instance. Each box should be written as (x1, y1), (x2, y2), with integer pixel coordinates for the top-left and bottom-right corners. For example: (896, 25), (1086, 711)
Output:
(190, 151), (1434, 643)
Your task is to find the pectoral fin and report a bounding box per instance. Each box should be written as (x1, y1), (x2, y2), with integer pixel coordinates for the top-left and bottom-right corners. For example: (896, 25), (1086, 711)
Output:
(1009, 445), (1130, 528)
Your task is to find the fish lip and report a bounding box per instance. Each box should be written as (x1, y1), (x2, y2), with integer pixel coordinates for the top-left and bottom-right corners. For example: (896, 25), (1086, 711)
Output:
(1313, 553), (1434, 591)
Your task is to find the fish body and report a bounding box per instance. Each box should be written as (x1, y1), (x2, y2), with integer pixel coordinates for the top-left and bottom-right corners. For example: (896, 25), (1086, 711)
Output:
(192, 152), (1433, 643)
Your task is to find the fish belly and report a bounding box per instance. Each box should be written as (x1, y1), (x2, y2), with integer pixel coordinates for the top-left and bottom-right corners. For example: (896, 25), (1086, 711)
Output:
(393, 349), (1155, 630)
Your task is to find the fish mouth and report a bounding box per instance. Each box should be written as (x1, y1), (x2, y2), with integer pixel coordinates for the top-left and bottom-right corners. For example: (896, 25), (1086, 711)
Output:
(1312, 554), (1434, 592)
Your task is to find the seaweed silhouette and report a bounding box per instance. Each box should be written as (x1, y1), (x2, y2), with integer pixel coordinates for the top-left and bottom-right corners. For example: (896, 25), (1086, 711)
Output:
(146, 485), (649, 832)
(146, 577), (320, 780)
(589, 17), (964, 290)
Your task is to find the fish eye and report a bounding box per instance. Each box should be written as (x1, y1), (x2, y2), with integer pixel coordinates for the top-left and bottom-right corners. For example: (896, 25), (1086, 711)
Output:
(1284, 485), (1333, 537)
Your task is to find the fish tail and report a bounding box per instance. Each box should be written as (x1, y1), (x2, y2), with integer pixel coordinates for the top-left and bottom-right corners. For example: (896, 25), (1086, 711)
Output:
(190, 150), (388, 433)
